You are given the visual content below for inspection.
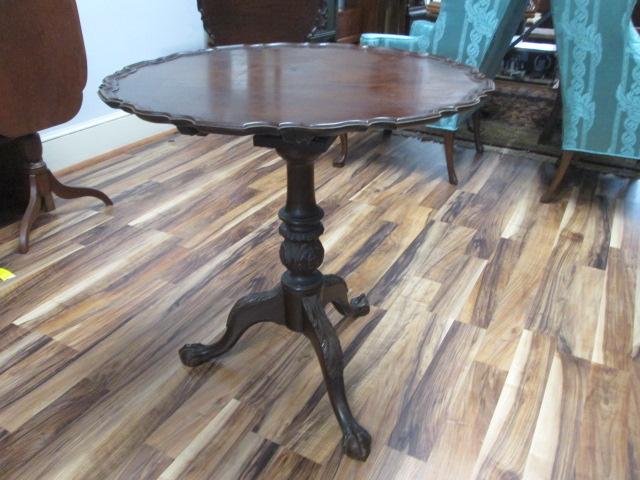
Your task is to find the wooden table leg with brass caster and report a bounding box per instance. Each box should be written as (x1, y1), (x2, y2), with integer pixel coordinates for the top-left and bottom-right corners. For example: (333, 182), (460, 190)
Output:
(179, 134), (372, 461)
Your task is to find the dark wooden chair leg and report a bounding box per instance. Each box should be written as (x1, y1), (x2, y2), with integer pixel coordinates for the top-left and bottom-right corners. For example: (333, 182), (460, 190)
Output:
(12, 133), (113, 253)
(18, 175), (43, 254)
(302, 295), (372, 461)
(472, 111), (484, 154)
(541, 151), (574, 203)
(333, 134), (349, 168)
(48, 171), (113, 206)
(443, 131), (458, 185)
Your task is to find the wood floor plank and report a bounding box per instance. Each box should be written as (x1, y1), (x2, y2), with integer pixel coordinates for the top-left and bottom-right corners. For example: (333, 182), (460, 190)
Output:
(522, 352), (590, 480)
(389, 321), (485, 461)
(575, 364), (630, 480)
(158, 400), (265, 480)
(460, 237), (522, 328)
(0, 337), (78, 416)
(422, 360), (507, 479)
(527, 230), (606, 361)
(595, 248), (635, 370)
(0, 377), (108, 478)
(629, 361), (640, 480)
(113, 444), (173, 480)
(255, 447), (321, 480)
(471, 330), (554, 479)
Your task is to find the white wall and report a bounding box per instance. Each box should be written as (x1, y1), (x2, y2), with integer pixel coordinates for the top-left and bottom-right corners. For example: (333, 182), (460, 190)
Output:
(43, 0), (207, 170)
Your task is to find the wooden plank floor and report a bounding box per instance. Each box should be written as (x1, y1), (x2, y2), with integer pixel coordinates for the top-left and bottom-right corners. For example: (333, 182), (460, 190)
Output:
(0, 131), (638, 479)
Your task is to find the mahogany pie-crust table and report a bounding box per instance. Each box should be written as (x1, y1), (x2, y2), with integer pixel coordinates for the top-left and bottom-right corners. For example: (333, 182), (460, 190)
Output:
(99, 43), (493, 461)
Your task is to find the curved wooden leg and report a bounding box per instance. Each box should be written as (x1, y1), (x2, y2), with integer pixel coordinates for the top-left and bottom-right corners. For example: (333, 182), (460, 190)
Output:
(333, 134), (349, 168)
(18, 175), (42, 254)
(179, 287), (285, 367)
(322, 274), (370, 317)
(48, 171), (113, 206)
(443, 131), (458, 185)
(541, 151), (574, 203)
(472, 111), (484, 154)
(302, 295), (371, 461)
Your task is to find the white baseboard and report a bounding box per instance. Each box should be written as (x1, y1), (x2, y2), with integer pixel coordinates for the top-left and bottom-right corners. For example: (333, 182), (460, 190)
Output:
(42, 112), (175, 171)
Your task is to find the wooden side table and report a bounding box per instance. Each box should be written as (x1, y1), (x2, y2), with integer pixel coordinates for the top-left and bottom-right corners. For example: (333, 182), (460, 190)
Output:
(99, 43), (493, 461)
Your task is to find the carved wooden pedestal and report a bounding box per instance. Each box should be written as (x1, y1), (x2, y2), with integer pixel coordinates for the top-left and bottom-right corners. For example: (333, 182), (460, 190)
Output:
(179, 135), (372, 461)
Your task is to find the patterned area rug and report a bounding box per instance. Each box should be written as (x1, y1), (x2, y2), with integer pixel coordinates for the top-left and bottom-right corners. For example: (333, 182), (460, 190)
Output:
(406, 79), (640, 177)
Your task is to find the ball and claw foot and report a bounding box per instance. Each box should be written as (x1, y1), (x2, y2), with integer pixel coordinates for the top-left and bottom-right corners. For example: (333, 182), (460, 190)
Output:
(346, 294), (370, 317)
(343, 423), (372, 461)
(179, 344), (214, 367)
(322, 274), (370, 318)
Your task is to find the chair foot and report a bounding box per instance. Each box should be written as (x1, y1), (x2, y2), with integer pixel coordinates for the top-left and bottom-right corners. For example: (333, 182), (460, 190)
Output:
(541, 151), (574, 203)
(333, 134), (348, 168)
(48, 170), (113, 206)
(18, 175), (42, 254)
(443, 132), (458, 185)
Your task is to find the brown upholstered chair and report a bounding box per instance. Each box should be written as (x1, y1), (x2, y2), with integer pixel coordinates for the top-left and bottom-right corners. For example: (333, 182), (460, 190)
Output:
(198, 0), (328, 45)
(0, 0), (112, 253)
(196, 0), (348, 162)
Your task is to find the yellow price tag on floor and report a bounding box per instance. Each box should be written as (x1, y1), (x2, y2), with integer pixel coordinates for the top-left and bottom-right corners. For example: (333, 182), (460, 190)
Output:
(0, 268), (16, 281)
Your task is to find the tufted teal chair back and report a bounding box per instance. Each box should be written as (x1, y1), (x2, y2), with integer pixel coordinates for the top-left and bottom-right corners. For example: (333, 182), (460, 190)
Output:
(361, 0), (527, 130)
(428, 0), (528, 78)
(552, 0), (640, 159)
(429, 0), (528, 129)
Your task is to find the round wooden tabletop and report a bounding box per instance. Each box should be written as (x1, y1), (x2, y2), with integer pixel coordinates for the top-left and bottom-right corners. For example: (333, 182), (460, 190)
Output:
(99, 43), (494, 137)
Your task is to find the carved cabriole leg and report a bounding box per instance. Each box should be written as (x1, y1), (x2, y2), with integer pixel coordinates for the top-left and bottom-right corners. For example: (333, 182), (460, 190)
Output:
(443, 131), (458, 185)
(333, 134), (349, 168)
(541, 150), (574, 203)
(301, 295), (371, 461)
(179, 287), (285, 367)
(322, 274), (370, 317)
(48, 170), (113, 206)
(180, 134), (371, 461)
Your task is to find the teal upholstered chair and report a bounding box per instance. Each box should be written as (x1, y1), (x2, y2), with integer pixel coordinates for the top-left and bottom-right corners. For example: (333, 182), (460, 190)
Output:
(357, 0), (528, 184)
(542, 0), (640, 202)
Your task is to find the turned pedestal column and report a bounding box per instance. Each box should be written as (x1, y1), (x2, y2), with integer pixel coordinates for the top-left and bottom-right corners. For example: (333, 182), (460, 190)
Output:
(179, 134), (372, 460)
